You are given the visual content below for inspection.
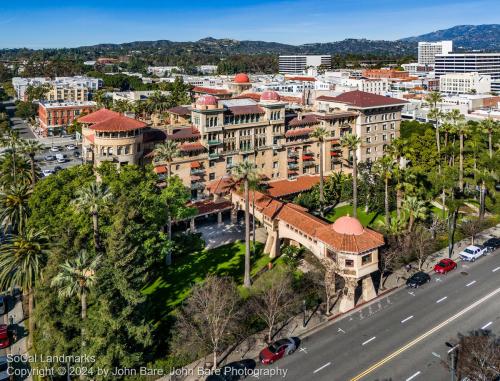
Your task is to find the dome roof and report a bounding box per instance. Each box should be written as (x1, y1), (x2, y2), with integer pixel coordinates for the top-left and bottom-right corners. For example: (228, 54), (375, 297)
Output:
(331, 216), (364, 235)
(261, 90), (281, 102)
(196, 94), (218, 106)
(234, 73), (250, 84)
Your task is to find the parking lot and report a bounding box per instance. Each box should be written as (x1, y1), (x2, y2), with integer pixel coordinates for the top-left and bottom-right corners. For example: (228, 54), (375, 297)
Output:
(37, 142), (83, 176)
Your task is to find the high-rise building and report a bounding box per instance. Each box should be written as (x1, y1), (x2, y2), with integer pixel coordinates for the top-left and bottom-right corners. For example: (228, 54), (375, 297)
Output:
(439, 72), (491, 94)
(279, 55), (331, 74)
(418, 41), (453, 65)
(434, 53), (500, 92)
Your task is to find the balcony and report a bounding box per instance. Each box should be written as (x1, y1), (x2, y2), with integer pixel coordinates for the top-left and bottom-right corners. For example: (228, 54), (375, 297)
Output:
(191, 182), (205, 190)
(209, 153), (220, 160)
(240, 147), (255, 154)
(191, 168), (205, 175)
(288, 163), (299, 169)
(272, 144), (282, 150)
(287, 151), (299, 158)
(208, 140), (222, 146)
(302, 153), (314, 161)
(303, 161), (315, 167)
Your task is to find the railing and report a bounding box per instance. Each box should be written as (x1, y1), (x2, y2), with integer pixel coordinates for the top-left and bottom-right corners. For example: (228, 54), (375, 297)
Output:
(190, 168), (205, 175)
(208, 153), (220, 160)
(207, 140), (222, 146)
(287, 152), (299, 158)
(190, 182), (205, 190)
(303, 161), (315, 167)
(288, 163), (299, 169)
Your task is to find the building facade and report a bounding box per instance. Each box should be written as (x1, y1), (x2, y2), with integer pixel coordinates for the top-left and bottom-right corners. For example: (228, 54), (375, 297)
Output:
(279, 55), (332, 75)
(12, 76), (102, 101)
(418, 41), (453, 65)
(435, 53), (500, 92)
(38, 101), (97, 136)
(439, 72), (492, 94)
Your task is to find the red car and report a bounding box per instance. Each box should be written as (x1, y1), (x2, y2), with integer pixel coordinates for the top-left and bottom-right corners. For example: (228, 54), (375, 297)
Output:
(434, 259), (457, 274)
(0, 325), (9, 349)
(259, 338), (297, 365)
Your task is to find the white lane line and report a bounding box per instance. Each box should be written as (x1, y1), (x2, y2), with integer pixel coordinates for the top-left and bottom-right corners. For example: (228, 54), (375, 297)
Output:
(493, 267), (500, 272)
(406, 371), (421, 381)
(401, 315), (414, 324)
(466, 280), (477, 287)
(313, 362), (331, 374)
(432, 352), (441, 358)
(362, 336), (376, 346)
(436, 296), (448, 303)
(481, 321), (493, 330)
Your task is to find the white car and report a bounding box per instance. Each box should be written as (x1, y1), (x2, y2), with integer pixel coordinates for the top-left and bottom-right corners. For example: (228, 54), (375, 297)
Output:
(50, 146), (60, 152)
(42, 169), (55, 177)
(66, 144), (77, 150)
(459, 245), (487, 262)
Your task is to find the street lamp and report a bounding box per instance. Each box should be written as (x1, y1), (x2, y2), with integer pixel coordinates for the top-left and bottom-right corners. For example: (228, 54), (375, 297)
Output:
(445, 342), (459, 381)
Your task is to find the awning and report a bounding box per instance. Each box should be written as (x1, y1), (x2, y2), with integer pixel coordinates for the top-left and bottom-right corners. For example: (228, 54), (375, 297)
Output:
(302, 155), (314, 160)
(330, 152), (341, 157)
(285, 128), (313, 138)
(190, 161), (201, 169)
(191, 175), (201, 181)
(154, 166), (168, 174)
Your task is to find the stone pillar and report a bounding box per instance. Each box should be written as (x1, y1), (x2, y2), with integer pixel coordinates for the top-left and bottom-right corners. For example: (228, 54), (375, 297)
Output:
(190, 217), (196, 232)
(339, 278), (357, 313)
(271, 229), (280, 259)
(362, 276), (377, 302)
(231, 207), (238, 224)
(217, 212), (223, 226)
(264, 233), (274, 256)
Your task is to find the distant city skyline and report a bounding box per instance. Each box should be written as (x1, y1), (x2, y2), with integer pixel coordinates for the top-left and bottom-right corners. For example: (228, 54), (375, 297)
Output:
(0, 0), (499, 48)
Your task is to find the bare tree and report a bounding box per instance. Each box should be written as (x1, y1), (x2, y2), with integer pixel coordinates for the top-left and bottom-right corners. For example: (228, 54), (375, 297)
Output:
(320, 257), (340, 315)
(250, 267), (300, 343)
(459, 218), (485, 246)
(407, 226), (436, 270)
(379, 237), (402, 290)
(454, 331), (500, 381)
(173, 275), (242, 369)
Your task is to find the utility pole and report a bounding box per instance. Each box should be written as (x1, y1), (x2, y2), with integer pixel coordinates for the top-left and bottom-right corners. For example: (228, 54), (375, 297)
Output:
(446, 342), (459, 381)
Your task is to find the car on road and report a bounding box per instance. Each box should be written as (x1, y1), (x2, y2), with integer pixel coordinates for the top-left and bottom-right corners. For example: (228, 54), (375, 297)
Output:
(50, 146), (60, 152)
(66, 144), (77, 150)
(459, 245), (487, 262)
(54, 166), (63, 172)
(0, 296), (5, 315)
(482, 237), (500, 253)
(0, 355), (9, 381)
(259, 338), (297, 364)
(55, 153), (67, 163)
(73, 151), (80, 158)
(205, 360), (256, 381)
(406, 271), (431, 288)
(0, 325), (9, 349)
(433, 259), (457, 274)
(42, 169), (55, 177)
(44, 155), (55, 161)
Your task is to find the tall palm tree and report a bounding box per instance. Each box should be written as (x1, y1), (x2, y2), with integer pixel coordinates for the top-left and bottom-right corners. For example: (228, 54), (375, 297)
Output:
(0, 183), (32, 235)
(72, 182), (112, 251)
(146, 91), (171, 123)
(153, 140), (179, 182)
(311, 127), (328, 215)
(92, 89), (109, 109)
(471, 168), (497, 220)
(454, 116), (468, 192)
(374, 156), (393, 226)
(0, 228), (49, 348)
(112, 99), (134, 114)
(51, 250), (100, 348)
(20, 140), (44, 188)
(232, 161), (258, 288)
(426, 92), (443, 161)
(385, 138), (408, 218)
(480, 118), (498, 159)
(0, 153), (32, 188)
(403, 196), (427, 232)
(0, 129), (22, 184)
(341, 133), (361, 218)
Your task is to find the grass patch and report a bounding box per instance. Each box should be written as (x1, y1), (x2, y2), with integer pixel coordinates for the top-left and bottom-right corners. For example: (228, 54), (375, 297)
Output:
(325, 204), (393, 228)
(143, 241), (268, 312)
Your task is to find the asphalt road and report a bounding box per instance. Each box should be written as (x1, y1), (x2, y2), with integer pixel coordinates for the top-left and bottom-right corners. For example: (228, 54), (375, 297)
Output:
(260, 251), (500, 381)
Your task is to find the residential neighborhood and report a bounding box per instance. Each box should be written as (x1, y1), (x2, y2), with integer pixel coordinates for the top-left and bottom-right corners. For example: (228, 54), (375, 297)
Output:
(0, 2), (499, 381)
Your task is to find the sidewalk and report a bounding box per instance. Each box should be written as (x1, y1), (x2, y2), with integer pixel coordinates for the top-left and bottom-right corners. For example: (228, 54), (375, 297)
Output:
(161, 223), (500, 381)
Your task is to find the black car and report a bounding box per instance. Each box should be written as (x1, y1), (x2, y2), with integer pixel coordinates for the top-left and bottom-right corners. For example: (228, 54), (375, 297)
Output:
(406, 271), (431, 288)
(483, 238), (500, 253)
(54, 166), (63, 172)
(73, 151), (80, 158)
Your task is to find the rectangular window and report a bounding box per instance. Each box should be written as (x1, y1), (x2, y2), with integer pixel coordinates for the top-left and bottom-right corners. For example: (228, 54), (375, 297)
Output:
(345, 259), (354, 267)
(209, 173), (215, 180)
(362, 254), (371, 265)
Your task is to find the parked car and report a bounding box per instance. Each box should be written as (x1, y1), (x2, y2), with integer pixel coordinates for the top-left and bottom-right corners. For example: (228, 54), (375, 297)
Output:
(459, 245), (487, 262)
(434, 259), (457, 274)
(66, 144), (77, 150)
(42, 169), (55, 177)
(0, 325), (9, 349)
(73, 151), (80, 158)
(0, 355), (9, 381)
(0, 296), (5, 315)
(482, 237), (500, 253)
(54, 166), (63, 172)
(205, 360), (256, 381)
(50, 146), (60, 152)
(259, 338), (297, 364)
(44, 155), (55, 161)
(406, 271), (431, 288)
(55, 153), (67, 163)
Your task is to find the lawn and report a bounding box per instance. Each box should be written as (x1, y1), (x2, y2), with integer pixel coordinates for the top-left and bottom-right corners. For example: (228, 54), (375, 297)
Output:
(143, 241), (268, 312)
(325, 204), (390, 227)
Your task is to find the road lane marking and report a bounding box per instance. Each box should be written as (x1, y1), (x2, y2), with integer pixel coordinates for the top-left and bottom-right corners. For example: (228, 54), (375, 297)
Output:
(338, 328), (345, 333)
(435, 277), (442, 282)
(436, 296), (448, 303)
(401, 315), (414, 324)
(406, 371), (421, 381)
(493, 267), (500, 272)
(299, 347), (308, 354)
(432, 352), (441, 358)
(481, 321), (492, 330)
(466, 280), (476, 287)
(313, 362), (331, 373)
(362, 337), (376, 346)
(408, 291), (415, 296)
(349, 286), (500, 381)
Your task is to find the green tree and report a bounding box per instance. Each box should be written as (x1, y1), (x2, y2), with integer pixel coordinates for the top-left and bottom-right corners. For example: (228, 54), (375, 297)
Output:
(0, 183), (32, 234)
(311, 127), (328, 215)
(403, 196), (427, 232)
(153, 140), (179, 182)
(341, 133), (361, 217)
(25, 83), (50, 102)
(374, 156), (393, 226)
(480, 118), (498, 159)
(20, 140), (44, 188)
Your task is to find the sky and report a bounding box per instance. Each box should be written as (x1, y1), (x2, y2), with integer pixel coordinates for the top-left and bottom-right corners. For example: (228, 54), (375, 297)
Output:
(0, 0), (498, 48)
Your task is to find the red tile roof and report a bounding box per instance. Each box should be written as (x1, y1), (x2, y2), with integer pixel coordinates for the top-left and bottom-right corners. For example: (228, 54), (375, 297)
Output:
(287, 114), (319, 127)
(285, 127), (313, 138)
(207, 176), (235, 195)
(285, 76), (316, 82)
(89, 114), (147, 132)
(153, 165), (168, 174)
(317, 91), (408, 109)
(226, 105), (265, 116)
(190, 161), (201, 169)
(167, 127), (201, 141)
(315, 224), (384, 253)
(83, 133), (94, 144)
(78, 108), (120, 124)
(193, 86), (231, 95)
(189, 199), (232, 216)
(167, 106), (191, 116)
(265, 175), (320, 198)
(180, 141), (205, 152)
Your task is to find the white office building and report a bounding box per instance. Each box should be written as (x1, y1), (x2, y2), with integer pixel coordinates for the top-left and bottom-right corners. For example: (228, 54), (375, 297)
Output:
(337, 78), (389, 95)
(12, 76), (102, 100)
(434, 53), (500, 92)
(439, 72), (491, 94)
(279, 55), (331, 74)
(418, 41), (453, 65)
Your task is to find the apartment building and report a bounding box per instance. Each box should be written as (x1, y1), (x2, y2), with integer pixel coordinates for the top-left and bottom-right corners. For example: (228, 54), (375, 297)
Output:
(362, 69), (410, 79)
(12, 76), (102, 101)
(337, 78), (389, 95)
(279, 55), (331, 75)
(439, 72), (492, 95)
(418, 41), (453, 65)
(38, 101), (97, 136)
(435, 53), (500, 92)
(315, 91), (407, 163)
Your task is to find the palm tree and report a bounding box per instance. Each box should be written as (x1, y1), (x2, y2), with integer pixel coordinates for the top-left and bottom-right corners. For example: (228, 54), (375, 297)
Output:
(146, 91), (171, 124)
(374, 156), (393, 226)
(112, 99), (134, 114)
(341, 133), (361, 218)
(385, 138), (408, 218)
(20, 140), (44, 188)
(480, 118), (498, 159)
(72, 182), (112, 251)
(0, 153), (32, 188)
(426, 92), (443, 160)
(0, 129), (22, 184)
(0, 228), (49, 348)
(454, 117), (468, 192)
(51, 250), (100, 348)
(0, 183), (32, 235)
(232, 161), (258, 288)
(311, 127), (328, 215)
(92, 89), (109, 109)
(153, 140), (179, 182)
(471, 168), (497, 219)
(403, 196), (427, 232)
